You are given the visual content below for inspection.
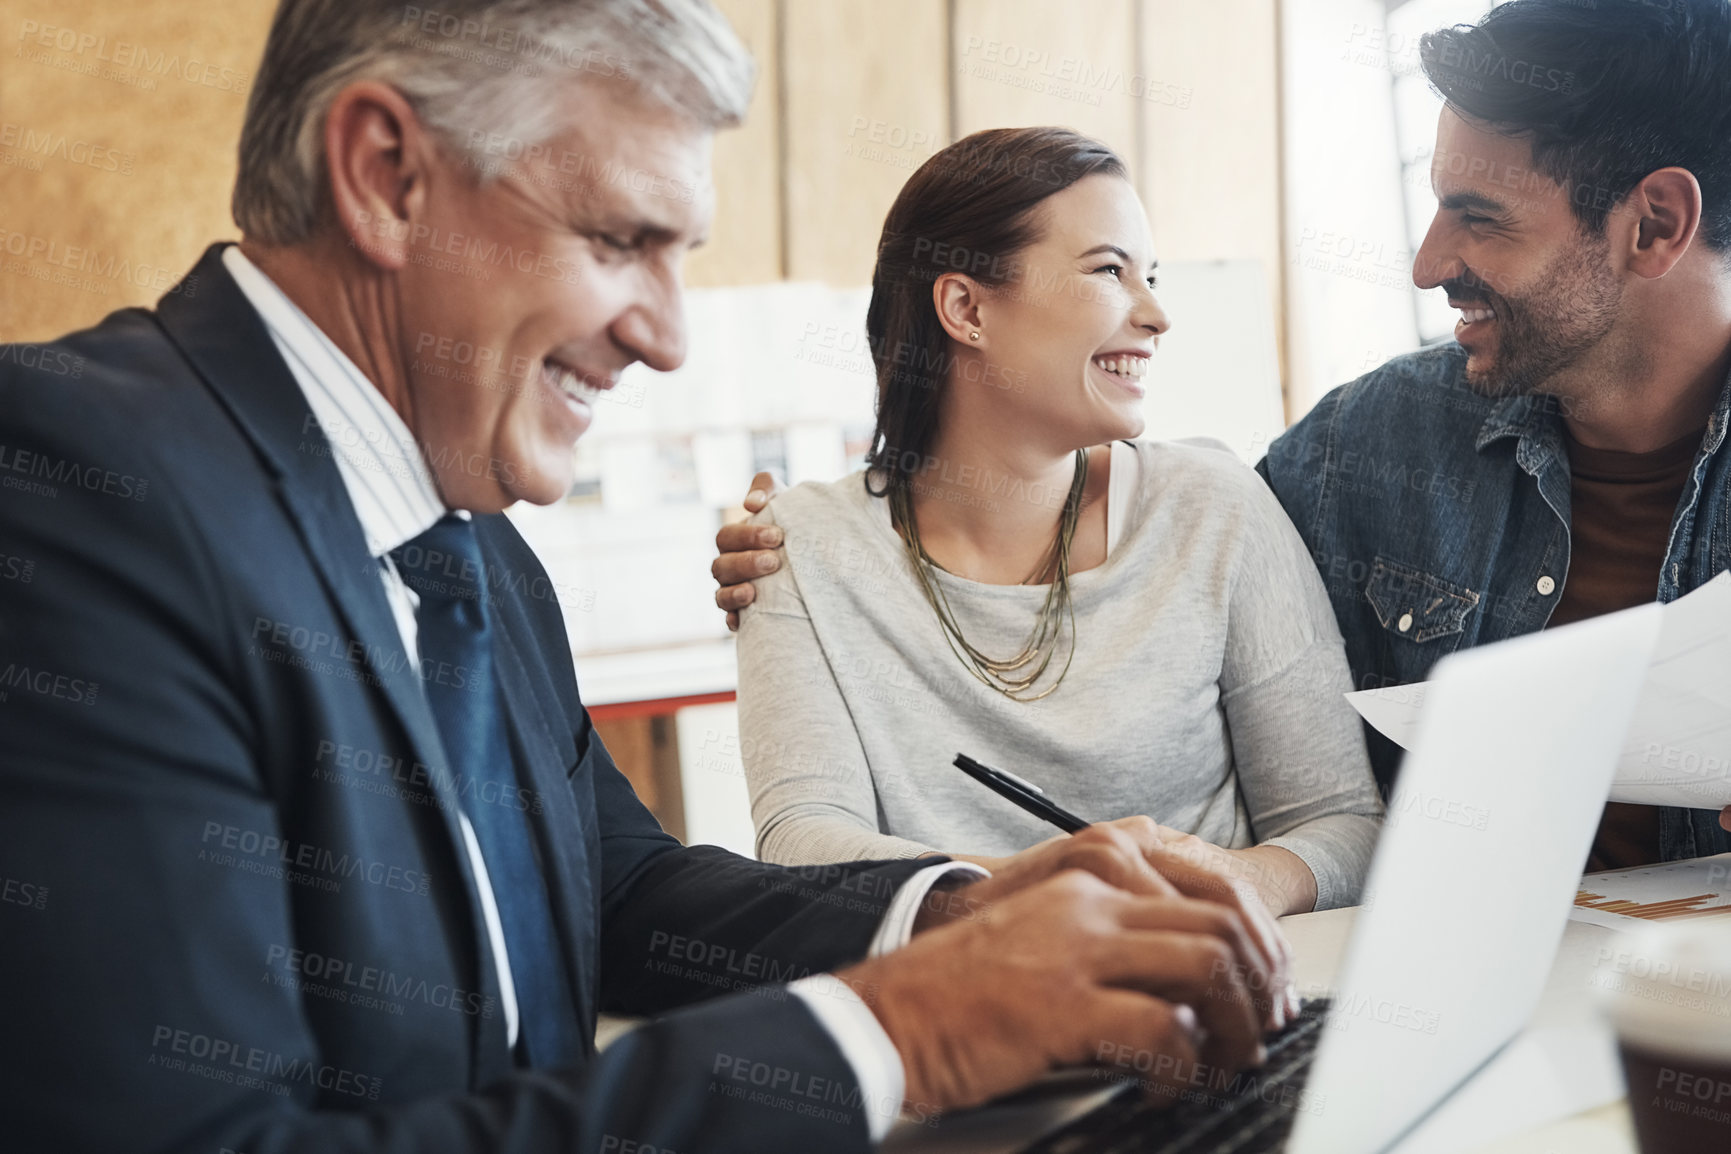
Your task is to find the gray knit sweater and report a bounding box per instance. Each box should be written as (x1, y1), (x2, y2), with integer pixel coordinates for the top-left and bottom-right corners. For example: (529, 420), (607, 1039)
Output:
(735, 439), (1383, 909)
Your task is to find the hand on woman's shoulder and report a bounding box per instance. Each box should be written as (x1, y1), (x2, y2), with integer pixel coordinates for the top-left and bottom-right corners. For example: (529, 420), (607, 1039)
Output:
(743, 470), (874, 532)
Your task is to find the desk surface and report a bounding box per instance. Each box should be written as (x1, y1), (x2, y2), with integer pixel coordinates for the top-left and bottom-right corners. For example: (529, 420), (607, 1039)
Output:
(885, 906), (1638, 1154)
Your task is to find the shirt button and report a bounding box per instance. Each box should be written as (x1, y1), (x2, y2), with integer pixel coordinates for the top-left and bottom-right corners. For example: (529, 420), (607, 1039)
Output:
(1398, 612), (1414, 633)
(1537, 575), (1556, 596)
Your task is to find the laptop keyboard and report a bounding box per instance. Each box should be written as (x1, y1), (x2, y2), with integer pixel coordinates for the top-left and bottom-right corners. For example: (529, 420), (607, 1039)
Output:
(1024, 997), (1332, 1154)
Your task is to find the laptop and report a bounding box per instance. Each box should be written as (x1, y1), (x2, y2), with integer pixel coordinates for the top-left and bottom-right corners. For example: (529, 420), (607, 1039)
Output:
(1011, 600), (1662, 1154)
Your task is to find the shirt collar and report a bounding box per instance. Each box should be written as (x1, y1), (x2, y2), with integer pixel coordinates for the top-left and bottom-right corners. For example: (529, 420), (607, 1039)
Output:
(222, 246), (449, 558)
(1706, 367), (1731, 457)
(1475, 360), (1731, 458)
(1474, 394), (1541, 452)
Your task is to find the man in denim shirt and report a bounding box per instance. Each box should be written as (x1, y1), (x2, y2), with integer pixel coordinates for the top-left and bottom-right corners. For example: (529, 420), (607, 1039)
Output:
(714, 0), (1731, 868)
(1258, 0), (1731, 867)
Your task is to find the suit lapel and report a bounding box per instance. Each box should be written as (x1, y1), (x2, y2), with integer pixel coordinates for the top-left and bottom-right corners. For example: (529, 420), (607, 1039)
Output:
(154, 248), (456, 803)
(153, 244), (514, 1080)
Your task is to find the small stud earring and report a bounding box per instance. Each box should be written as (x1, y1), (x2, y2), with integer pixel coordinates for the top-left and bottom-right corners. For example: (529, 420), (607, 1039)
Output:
(969, 331), (981, 341)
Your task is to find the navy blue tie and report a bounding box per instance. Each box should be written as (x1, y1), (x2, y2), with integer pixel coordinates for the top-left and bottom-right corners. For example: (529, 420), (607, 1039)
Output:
(390, 514), (580, 1068)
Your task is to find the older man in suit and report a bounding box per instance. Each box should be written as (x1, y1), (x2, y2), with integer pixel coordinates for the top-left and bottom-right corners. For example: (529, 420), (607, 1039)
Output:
(0, 2), (1292, 1151)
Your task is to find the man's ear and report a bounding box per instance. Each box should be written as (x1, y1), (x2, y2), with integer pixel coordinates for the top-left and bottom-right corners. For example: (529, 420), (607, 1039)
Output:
(932, 272), (987, 346)
(1624, 167), (1703, 280)
(323, 80), (434, 272)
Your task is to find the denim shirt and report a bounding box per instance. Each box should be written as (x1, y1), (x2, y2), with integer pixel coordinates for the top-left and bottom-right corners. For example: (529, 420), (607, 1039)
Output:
(1258, 342), (1731, 863)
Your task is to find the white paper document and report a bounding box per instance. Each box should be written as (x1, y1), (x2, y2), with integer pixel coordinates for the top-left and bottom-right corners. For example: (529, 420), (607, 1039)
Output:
(1346, 572), (1731, 809)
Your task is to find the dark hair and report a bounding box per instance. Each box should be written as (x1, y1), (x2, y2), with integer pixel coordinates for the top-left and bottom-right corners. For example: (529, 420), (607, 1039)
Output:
(862, 127), (1127, 494)
(1419, 0), (1731, 250)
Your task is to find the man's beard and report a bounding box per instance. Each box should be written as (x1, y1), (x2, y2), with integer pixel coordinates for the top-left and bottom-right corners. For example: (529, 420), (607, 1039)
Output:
(1446, 231), (1623, 399)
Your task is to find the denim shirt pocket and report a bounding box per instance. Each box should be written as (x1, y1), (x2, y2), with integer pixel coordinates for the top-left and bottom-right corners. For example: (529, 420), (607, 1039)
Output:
(1364, 556), (1481, 645)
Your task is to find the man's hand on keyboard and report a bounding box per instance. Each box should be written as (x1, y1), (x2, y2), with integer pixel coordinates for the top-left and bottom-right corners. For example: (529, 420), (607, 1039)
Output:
(842, 870), (1272, 1117)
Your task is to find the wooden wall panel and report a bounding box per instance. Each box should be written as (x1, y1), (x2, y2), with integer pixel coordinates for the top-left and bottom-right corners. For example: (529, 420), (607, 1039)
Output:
(1, 1), (1287, 355)
(0, 0), (276, 341)
(951, 0), (1140, 178)
(1138, 0), (1286, 387)
(780, 0), (949, 284)
(684, 0), (782, 287)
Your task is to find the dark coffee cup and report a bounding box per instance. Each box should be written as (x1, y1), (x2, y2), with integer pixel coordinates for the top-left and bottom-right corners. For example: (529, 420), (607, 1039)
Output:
(1597, 922), (1731, 1153)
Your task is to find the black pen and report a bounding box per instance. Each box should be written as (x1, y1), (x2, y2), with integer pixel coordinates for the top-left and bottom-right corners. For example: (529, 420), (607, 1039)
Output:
(952, 753), (1092, 833)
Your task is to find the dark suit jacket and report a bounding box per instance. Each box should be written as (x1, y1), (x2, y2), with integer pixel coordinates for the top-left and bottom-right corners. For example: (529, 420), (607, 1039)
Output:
(0, 245), (932, 1152)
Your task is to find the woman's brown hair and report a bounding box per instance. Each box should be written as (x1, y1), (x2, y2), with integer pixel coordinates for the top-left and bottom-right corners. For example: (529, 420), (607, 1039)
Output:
(863, 127), (1127, 496)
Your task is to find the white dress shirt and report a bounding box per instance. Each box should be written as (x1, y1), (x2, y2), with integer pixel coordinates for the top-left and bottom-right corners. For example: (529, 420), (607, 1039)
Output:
(221, 246), (984, 1138)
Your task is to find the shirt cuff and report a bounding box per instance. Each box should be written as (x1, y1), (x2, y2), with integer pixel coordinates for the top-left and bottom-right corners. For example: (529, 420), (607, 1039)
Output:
(868, 861), (991, 958)
(791, 862), (989, 1141)
(789, 975), (905, 1141)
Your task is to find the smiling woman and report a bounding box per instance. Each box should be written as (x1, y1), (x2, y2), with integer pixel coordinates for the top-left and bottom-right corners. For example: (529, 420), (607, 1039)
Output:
(735, 128), (1386, 916)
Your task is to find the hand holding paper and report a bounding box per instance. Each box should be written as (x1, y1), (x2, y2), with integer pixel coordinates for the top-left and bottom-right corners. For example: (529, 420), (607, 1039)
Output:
(1347, 573), (1731, 810)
